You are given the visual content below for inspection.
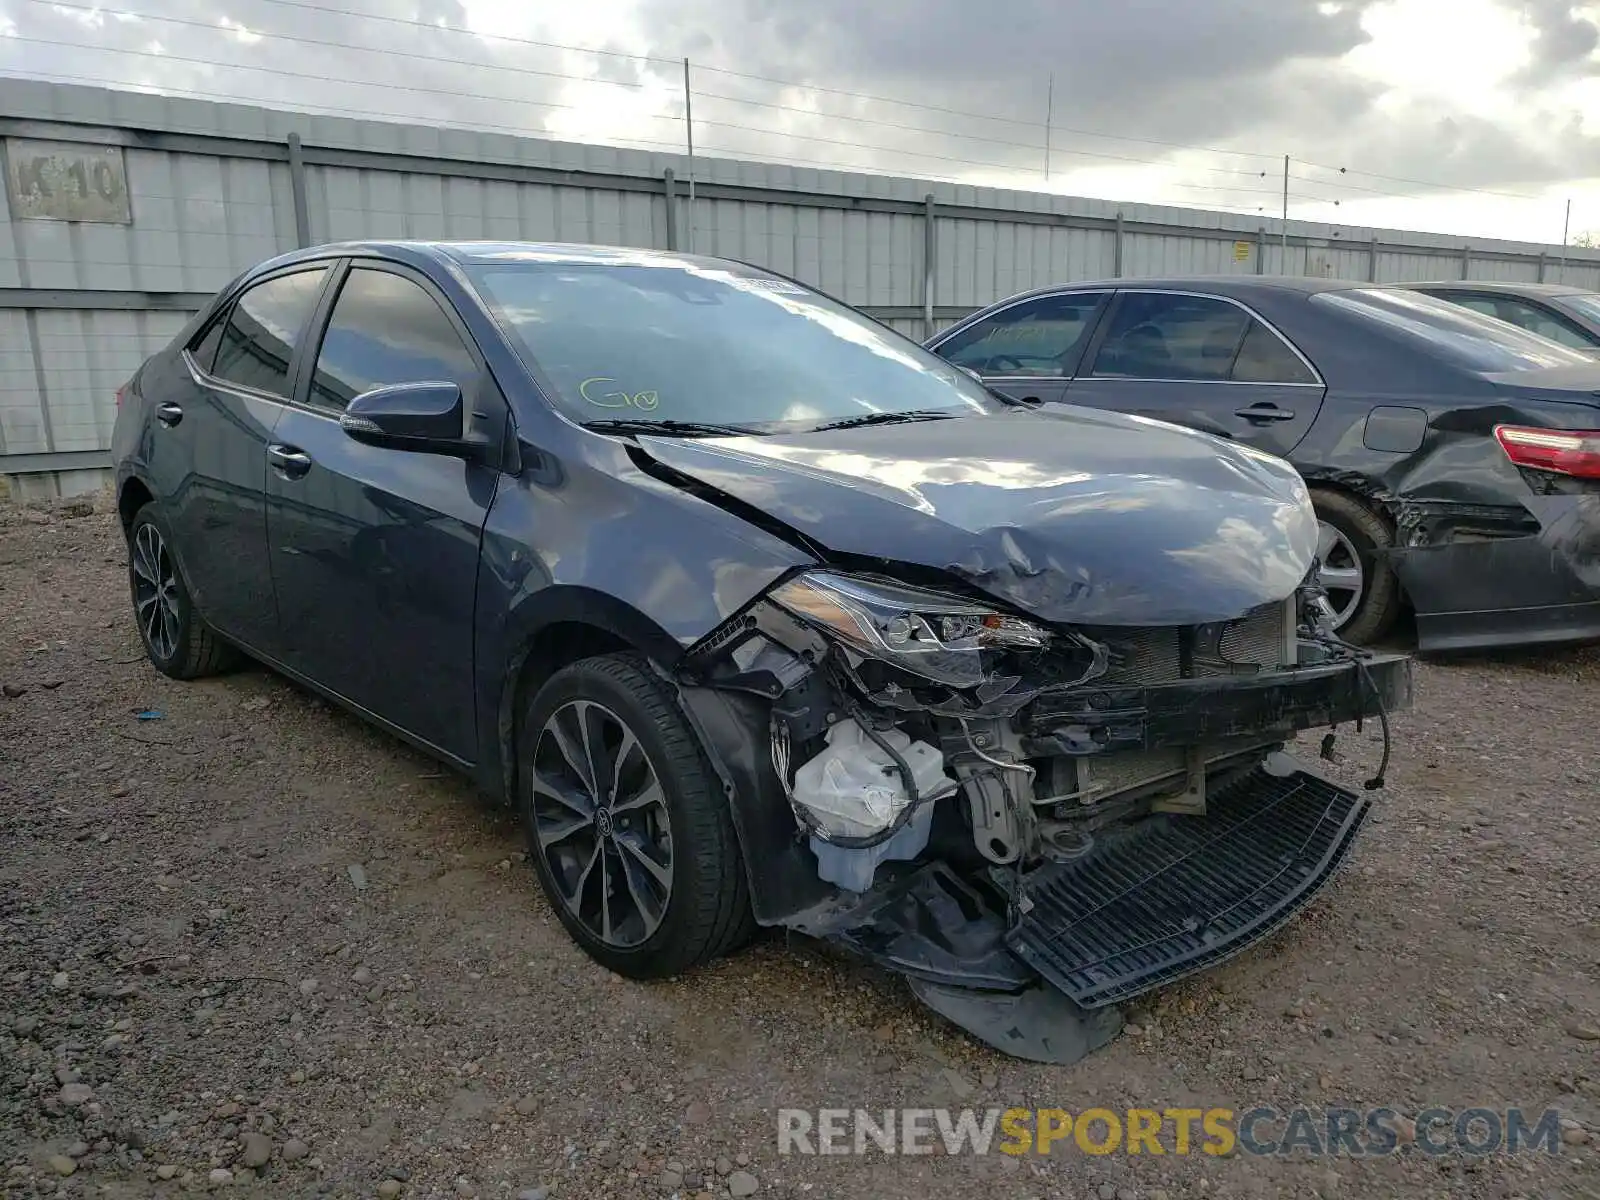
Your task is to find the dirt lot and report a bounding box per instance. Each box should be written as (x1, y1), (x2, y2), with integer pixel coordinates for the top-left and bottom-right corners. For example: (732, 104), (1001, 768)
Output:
(2, 492), (1599, 1200)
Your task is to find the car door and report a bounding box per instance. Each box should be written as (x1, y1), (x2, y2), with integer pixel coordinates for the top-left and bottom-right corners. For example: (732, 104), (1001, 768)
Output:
(264, 259), (506, 762)
(1061, 289), (1328, 456)
(149, 264), (332, 652)
(929, 291), (1110, 405)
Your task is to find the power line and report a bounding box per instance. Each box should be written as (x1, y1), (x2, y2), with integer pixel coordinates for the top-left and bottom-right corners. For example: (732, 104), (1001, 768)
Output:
(6, 0), (1558, 213)
(7, 7), (1283, 183)
(1296, 158), (1543, 202)
(1289, 172), (1415, 198)
(0, 67), (669, 149)
(20, 0), (1283, 168)
(0, 68), (972, 183)
(0, 66), (1440, 223)
(21, 2), (655, 101)
(0, 36), (1166, 179)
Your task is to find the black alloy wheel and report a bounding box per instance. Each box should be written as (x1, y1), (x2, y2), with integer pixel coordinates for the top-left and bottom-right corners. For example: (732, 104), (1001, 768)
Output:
(531, 698), (675, 948)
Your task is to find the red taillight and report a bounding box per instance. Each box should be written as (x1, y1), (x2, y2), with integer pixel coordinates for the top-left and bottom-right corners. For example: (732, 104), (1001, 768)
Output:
(1493, 424), (1600, 479)
(115, 384), (127, 409)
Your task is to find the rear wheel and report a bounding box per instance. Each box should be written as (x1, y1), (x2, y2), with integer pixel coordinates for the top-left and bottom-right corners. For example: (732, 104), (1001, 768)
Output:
(126, 504), (239, 679)
(1310, 488), (1402, 645)
(519, 653), (754, 978)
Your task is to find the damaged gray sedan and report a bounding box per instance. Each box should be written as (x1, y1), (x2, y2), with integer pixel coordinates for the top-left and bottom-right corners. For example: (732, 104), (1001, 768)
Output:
(111, 241), (1412, 1064)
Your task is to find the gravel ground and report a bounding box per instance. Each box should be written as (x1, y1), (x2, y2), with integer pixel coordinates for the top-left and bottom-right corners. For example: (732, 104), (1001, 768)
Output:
(2, 491), (1599, 1200)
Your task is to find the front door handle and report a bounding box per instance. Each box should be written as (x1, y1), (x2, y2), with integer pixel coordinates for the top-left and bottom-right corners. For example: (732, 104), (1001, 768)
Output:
(155, 402), (183, 427)
(267, 443), (313, 479)
(1233, 403), (1297, 423)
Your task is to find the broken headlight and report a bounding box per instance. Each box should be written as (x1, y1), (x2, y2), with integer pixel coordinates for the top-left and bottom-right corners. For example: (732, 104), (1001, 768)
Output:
(769, 571), (1050, 688)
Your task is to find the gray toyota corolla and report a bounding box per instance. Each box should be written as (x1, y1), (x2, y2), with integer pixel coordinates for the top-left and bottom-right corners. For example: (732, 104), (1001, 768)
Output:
(111, 241), (1411, 1062)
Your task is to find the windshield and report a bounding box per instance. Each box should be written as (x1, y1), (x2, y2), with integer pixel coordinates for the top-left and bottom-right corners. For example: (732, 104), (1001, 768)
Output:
(1556, 293), (1600, 326)
(465, 251), (1004, 433)
(1312, 287), (1595, 372)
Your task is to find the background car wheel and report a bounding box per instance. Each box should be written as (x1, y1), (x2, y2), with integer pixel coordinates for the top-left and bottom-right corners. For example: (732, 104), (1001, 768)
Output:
(1309, 488), (1403, 645)
(126, 503), (240, 680)
(519, 652), (755, 979)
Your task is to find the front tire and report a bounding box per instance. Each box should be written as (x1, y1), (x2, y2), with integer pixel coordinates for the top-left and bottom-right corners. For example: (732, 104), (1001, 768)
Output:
(519, 653), (754, 978)
(1310, 488), (1402, 645)
(126, 503), (239, 680)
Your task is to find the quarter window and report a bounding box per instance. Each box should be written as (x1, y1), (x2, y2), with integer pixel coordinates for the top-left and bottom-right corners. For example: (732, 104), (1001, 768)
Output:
(210, 268), (330, 398)
(308, 268), (478, 411)
(1089, 292), (1315, 384)
(1232, 321), (1319, 384)
(937, 293), (1106, 377)
(189, 316), (225, 373)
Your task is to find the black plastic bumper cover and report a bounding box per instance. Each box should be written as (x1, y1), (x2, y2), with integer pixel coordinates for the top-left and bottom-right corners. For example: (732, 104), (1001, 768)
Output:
(1007, 754), (1369, 1010)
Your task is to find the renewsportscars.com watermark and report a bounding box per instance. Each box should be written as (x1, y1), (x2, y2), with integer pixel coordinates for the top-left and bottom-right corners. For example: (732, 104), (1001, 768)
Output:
(777, 1107), (1574, 1158)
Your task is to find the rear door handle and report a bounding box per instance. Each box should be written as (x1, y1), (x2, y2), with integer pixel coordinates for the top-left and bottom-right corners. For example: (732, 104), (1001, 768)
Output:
(267, 443), (313, 479)
(155, 402), (184, 427)
(1233, 403), (1296, 422)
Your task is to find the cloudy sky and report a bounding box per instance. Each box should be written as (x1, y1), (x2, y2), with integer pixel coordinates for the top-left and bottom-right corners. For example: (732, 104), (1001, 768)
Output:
(1, 0), (1598, 244)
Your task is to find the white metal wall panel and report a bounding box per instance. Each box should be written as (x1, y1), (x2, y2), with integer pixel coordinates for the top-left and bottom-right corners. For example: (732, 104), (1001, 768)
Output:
(1376, 251), (1464, 283)
(36, 310), (189, 452)
(7, 149), (291, 293)
(311, 165), (665, 248)
(0, 311), (43, 453)
(0, 309), (188, 459)
(881, 317), (929, 340)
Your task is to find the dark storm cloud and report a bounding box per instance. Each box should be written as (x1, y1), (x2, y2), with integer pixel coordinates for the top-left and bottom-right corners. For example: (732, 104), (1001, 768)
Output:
(0, 0), (576, 137)
(1513, 0), (1600, 83)
(637, 0), (1384, 151)
(635, 0), (1600, 195)
(2, 0), (1599, 201)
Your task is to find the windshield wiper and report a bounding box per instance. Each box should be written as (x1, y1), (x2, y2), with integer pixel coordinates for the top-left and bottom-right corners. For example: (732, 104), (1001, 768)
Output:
(808, 409), (964, 433)
(581, 418), (756, 438)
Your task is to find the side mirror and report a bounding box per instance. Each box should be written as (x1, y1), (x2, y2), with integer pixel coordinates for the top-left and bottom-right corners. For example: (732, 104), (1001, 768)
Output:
(340, 381), (483, 459)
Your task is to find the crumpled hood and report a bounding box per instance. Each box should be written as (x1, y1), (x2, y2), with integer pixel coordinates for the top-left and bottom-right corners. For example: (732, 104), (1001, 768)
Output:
(638, 406), (1318, 626)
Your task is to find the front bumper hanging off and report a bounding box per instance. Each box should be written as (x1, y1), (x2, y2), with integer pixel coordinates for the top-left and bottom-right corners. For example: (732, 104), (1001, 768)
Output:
(808, 651), (1412, 1064)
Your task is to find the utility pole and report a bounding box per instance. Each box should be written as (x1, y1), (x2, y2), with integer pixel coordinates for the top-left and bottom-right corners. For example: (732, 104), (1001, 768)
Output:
(683, 57), (697, 254)
(1280, 154), (1290, 267)
(1044, 73), (1054, 183)
(1561, 197), (1572, 282)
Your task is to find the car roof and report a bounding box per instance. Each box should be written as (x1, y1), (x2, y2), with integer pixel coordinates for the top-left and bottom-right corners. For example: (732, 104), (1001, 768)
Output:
(264, 239), (743, 272)
(1395, 279), (1597, 298)
(968, 275), (1380, 306)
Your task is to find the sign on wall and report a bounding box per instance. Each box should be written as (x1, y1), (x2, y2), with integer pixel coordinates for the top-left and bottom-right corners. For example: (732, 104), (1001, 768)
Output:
(4, 138), (132, 224)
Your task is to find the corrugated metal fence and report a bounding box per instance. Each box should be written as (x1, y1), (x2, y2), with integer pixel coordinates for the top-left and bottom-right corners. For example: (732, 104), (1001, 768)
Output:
(5, 76), (1600, 498)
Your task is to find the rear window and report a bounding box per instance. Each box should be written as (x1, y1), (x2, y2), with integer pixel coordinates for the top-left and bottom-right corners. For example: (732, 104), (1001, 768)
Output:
(1312, 287), (1594, 373)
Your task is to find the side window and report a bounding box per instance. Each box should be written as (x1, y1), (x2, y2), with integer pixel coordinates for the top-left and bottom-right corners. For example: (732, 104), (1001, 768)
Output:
(1089, 293), (1251, 381)
(1232, 321), (1319, 384)
(1492, 299), (1598, 350)
(211, 268), (330, 398)
(189, 313), (226, 373)
(937, 293), (1106, 377)
(308, 268), (478, 411)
